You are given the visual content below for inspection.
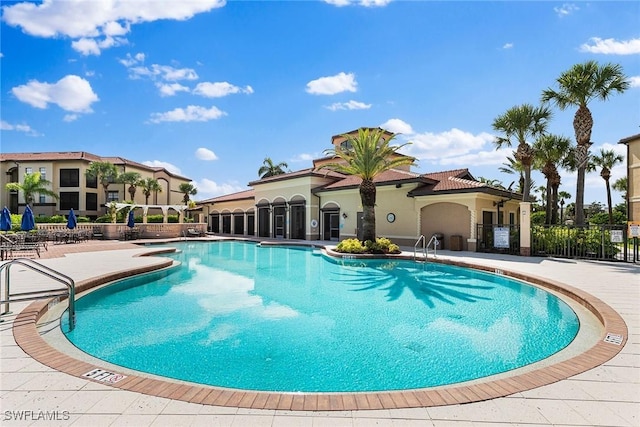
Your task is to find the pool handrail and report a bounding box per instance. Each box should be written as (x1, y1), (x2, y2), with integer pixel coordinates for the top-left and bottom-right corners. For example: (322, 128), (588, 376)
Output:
(0, 258), (76, 331)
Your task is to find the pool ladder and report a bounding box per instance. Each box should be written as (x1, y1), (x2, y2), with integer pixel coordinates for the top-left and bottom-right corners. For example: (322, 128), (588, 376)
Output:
(413, 234), (439, 261)
(0, 258), (76, 331)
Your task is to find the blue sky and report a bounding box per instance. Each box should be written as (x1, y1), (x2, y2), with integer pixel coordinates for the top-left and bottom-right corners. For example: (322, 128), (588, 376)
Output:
(1, 0), (638, 206)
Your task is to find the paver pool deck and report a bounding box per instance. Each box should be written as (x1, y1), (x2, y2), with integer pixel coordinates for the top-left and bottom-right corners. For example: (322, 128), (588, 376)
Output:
(1, 238), (638, 426)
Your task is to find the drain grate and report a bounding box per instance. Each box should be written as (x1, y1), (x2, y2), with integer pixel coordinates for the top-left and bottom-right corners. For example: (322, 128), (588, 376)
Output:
(604, 333), (623, 345)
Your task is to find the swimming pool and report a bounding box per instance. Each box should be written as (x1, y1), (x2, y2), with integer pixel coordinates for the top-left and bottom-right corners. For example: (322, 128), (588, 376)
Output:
(63, 241), (579, 393)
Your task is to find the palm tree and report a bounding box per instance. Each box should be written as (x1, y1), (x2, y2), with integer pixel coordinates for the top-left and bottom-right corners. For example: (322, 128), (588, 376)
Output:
(85, 161), (118, 213)
(179, 182), (197, 205)
(558, 190), (572, 223)
(258, 157), (288, 179)
(477, 177), (504, 188)
(534, 134), (572, 224)
(499, 154), (526, 195)
(140, 177), (163, 204)
(541, 61), (629, 225)
(592, 149), (624, 224)
(118, 172), (142, 202)
(492, 104), (552, 202)
(318, 128), (415, 242)
(5, 172), (58, 209)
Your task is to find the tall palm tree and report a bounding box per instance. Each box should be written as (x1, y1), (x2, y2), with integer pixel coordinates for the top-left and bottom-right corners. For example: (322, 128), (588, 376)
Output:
(492, 104), (552, 202)
(477, 177), (504, 188)
(258, 157), (288, 179)
(541, 61), (629, 225)
(318, 128), (415, 242)
(140, 177), (163, 204)
(179, 182), (198, 205)
(533, 134), (572, 224)
(118, 172), (142, 202)
(5, 172), (59, 209)
(558, 190), (572, 223)
(85, 161), (118, 213)
(499, 154), (526, 195)
(592, 149), (624, 224)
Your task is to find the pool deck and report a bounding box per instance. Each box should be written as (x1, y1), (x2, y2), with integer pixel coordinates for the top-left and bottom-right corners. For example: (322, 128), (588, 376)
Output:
(1, 238), (638, 426)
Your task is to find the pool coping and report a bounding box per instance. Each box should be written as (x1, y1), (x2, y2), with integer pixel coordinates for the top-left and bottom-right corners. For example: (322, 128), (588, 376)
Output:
(12, 243), (628, 411)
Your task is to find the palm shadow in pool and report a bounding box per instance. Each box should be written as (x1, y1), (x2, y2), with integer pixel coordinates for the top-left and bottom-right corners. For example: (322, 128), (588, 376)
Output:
(333, 262), (494, 308)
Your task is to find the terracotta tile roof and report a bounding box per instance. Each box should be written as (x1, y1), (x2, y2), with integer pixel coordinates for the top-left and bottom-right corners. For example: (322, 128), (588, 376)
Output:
(0, 151), (102, 162)
(320, 168), (423, 190)
(249, 168), (345, 186)
(422, 169), (484, 191)
(1, 151), (191, 180)
(198, 189), (255, 204)
(619, 133), (640, 144)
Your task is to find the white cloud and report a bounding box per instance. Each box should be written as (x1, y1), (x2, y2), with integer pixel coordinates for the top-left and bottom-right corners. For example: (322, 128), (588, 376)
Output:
(128, 63), (198, 81)
(380, 118), (414, 135)
(142, 160), (182, 175)
(629, 76), (640, 88)
(402, 128), (496, 161)
(503, 43), (514, 49)
(11, 75), (99, 113)
(439, 148), (514, 167)
(195, 178), (246, 199)
(63, 114), (79, 122)
(290, 153), (318, 163)
(193, 82), (254, 98)
(72, 35), (126, 56)
(195, 147), (218, 161)
(579, 37), (640, 55)
(0, 120), (41, 136)
(148, 105), (227, 123)
(325, 100), (371, 111)
(306, 72), (357, 95)
(157, 82), (190, 97)
(554, 3), (579, 17)
(2, 0), (225, 55)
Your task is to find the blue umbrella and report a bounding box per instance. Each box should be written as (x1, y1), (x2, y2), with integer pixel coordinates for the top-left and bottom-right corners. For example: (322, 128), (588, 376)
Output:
(127, 210), (135, 228)
(20, 205), (35, 231)
(0, 207), (11, 231)
(67, 208), (77, 229)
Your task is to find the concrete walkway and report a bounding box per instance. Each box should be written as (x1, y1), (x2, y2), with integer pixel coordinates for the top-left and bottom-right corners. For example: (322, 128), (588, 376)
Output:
(1, 239), (638, 426)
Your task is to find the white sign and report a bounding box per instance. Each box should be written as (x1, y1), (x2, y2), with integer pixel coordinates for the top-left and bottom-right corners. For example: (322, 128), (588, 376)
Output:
(610, 230), (623, 243)
(83, 369), (127, 383)
(628, 222), (640, 238)
(493, 227), (510, 249)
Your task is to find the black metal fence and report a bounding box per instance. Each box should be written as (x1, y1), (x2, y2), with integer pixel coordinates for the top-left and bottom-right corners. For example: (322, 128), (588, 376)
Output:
(476, 224), (520, 255)
(531, 224), (637, 262)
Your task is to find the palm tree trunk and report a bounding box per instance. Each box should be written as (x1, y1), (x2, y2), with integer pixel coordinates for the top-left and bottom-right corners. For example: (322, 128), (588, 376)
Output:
(545, 179), (553, 225)
(360, 180), (376, 242)
(605, 179), (613, 224)
(523, 166), (531, 203)
(550, 183), (559, 224)
(575, 168), (586, 225)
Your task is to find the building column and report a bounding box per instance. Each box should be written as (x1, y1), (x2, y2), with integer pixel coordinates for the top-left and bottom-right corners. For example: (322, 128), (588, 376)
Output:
(519, 202), (531, 256)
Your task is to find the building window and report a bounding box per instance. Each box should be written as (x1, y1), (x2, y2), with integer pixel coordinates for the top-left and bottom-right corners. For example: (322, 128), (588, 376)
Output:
(25, 167), (33, 175)
(107, 191), (119, 203)
(39, 195), (46, 204)
(86, 174), (98, 188)
(39, 167), (46, 180)
(509, 212), (515, 225)
(60, 169), (80, 187)
(60, 192), (79, 210)
(86, 193), (98, 211)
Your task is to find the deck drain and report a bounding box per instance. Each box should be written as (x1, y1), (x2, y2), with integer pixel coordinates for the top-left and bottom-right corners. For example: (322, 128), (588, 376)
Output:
(604, 333), (623, 345)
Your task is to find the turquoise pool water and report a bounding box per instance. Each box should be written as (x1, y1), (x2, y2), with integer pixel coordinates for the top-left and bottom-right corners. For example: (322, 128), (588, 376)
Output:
(63, 241), (579, 392)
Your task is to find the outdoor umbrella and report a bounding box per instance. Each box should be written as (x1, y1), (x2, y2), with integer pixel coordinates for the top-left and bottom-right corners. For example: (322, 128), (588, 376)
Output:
(127, 210), (135, 228)
(0, 207), (11, 231)
(20, 205), (35, 231)
(67, 208), (77, 229)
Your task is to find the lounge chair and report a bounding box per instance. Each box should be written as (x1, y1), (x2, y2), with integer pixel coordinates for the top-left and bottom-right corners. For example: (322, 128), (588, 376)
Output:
(0, 234), (40, 260)
(187, 228), (205, 237)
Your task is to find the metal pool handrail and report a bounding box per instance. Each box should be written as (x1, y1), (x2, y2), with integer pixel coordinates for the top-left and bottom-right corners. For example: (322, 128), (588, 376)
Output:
(413, 235), (426, 260)
(0, 258), (76, 331)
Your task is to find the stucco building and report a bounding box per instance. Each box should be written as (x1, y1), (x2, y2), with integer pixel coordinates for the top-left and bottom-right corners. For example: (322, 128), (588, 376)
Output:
(619, 133), (640, 222)
(197, 129), (521, 251)
(0, 152), (192, 219)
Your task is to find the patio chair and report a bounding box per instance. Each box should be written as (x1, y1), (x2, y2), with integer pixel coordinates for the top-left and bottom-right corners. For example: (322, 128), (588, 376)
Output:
(0, 233), (40, 260)
(187, 228), (205, 237)
(91, 226), (104, 240)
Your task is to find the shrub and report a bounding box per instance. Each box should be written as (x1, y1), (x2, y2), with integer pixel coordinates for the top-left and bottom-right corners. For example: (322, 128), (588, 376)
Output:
(336, 237), (401, 254)
(336, 238), (365, 253)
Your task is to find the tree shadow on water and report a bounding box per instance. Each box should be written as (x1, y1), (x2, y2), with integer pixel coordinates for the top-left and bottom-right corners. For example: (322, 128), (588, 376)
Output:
(333, 262), (494, 308)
